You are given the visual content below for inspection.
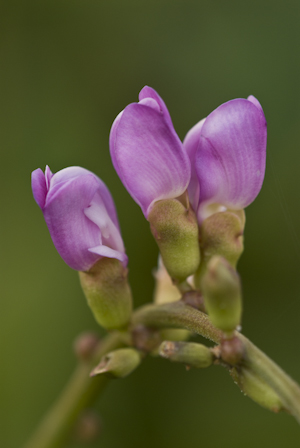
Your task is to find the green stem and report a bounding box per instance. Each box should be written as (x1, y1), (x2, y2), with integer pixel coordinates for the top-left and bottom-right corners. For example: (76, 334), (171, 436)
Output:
(23, 332), (125, 448)
(133, 301), (300, 423)
(25, 301), (300, 448)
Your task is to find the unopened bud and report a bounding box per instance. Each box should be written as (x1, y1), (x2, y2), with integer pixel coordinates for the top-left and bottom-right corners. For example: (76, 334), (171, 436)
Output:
(79, 258), (133, 330)
(231, 367), (283, 413)
(148, 198), (200, 283)
(195, 210), (244, 288)
(73, 332), (100, 362)
(73, 410), (101, 443)
(202, 256), (242, 335)
(159, 341), (213, 368)
(90, 348), (141, 378)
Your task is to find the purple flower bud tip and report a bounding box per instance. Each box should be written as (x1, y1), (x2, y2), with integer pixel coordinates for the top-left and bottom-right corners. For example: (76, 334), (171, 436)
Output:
(31, 166), (127, 271)
(109, 86), (191, 218)
(184, 96), (267, 223)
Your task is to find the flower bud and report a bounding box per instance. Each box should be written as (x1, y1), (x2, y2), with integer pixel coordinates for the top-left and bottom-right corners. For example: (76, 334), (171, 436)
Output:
(202, 256), (242, 335)
(148, 198), (200, 283)
(109, 86), (191, 219)
(79, 258), (132, 330)
(159, 341), (213, 368)
(90, 348), (141, 378)
(231, 367), (283, 413)
(184, 96), (267, 224)
(31, 166), (128, 271)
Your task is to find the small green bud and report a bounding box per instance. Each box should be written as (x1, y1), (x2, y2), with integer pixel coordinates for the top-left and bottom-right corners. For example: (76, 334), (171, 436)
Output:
(159, 341), (213, 368)
(202, 256), (242, 335)
(195, 210), (245, 288)
(231, 367), (283, 413)
(148, 198), (200, 283)
(79, 258), (133, 331)
(90, 348), (141, 378)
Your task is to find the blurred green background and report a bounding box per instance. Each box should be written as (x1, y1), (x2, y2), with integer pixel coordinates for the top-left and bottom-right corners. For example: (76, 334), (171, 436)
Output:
(1, 0), (300, 446)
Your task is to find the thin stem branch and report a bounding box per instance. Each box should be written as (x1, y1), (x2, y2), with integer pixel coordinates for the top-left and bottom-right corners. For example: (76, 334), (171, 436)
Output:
(23, 332), (125, 448)
(25, 300), (300, 448)
(133, 301), (300, 423)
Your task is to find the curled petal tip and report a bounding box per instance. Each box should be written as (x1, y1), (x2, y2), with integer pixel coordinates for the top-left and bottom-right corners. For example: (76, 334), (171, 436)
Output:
(31, 168), (48, 210)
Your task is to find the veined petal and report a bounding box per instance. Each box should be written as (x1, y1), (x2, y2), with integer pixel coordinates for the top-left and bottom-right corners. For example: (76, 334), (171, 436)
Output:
(32, 166), (127, 271)
(48, 166), (120, 231)
(113, 102), (190, 217)
(44, 174), (102, 271)
(196, 98), (267, 222)
(183, 118), (206, 211)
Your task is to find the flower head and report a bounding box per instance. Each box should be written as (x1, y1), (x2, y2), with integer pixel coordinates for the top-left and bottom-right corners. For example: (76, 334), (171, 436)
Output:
(184, 96), (267, 222)
(31, 166), (127, 271)
(109, 86), (191, 218)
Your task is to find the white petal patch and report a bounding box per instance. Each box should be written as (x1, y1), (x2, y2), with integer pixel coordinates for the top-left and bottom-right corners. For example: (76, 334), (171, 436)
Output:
(84, 191), (125, 254)
(88, 245), (128, 265)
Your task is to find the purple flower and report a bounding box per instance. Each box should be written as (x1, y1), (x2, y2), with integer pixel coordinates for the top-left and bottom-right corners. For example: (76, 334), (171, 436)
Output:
(183, 96), (267, 222)
(109, 86), (191, 218)
(31, 166), (127, 271)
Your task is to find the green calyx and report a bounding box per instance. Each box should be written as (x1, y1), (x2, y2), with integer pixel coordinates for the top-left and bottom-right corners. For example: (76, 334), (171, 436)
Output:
(148, 198), (200, 283)
(79, 258), (133, 331)
(202, 256), (242, 335)
(195, 210), (245, 288)
(90, 348), (141, 378)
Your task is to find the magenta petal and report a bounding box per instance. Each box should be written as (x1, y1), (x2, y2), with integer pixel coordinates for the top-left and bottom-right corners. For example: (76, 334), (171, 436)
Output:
(113, 102), (190, 217)
(183, 118), (206, 211)
(196, 98), (267, 221)
(44, 174), (103, 271)
(109, 110), (124, 179)
(32, 168), (47, 209)
(32, 166), (126, 271)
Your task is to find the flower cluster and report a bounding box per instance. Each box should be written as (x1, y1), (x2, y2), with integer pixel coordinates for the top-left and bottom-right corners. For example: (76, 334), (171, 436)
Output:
(32, 86), (266, 329)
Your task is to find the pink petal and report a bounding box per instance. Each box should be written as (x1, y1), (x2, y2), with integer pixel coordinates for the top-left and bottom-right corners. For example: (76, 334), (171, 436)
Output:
(183, 118), (206, 211)
(113, 102), (190, 217)
(196, 98), (267, 222)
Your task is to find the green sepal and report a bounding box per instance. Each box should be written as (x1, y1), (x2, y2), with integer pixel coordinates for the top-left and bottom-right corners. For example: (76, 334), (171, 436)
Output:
(202, 256), (242, 335)
(231, 366), (283, 413)
(90, 348), (141, 378)
(79, 258), (132, 331)
(148, 198), (200, 283)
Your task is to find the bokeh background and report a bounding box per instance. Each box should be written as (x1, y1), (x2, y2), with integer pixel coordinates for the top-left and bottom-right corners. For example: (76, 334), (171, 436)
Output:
(1, 1), (300, 447)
